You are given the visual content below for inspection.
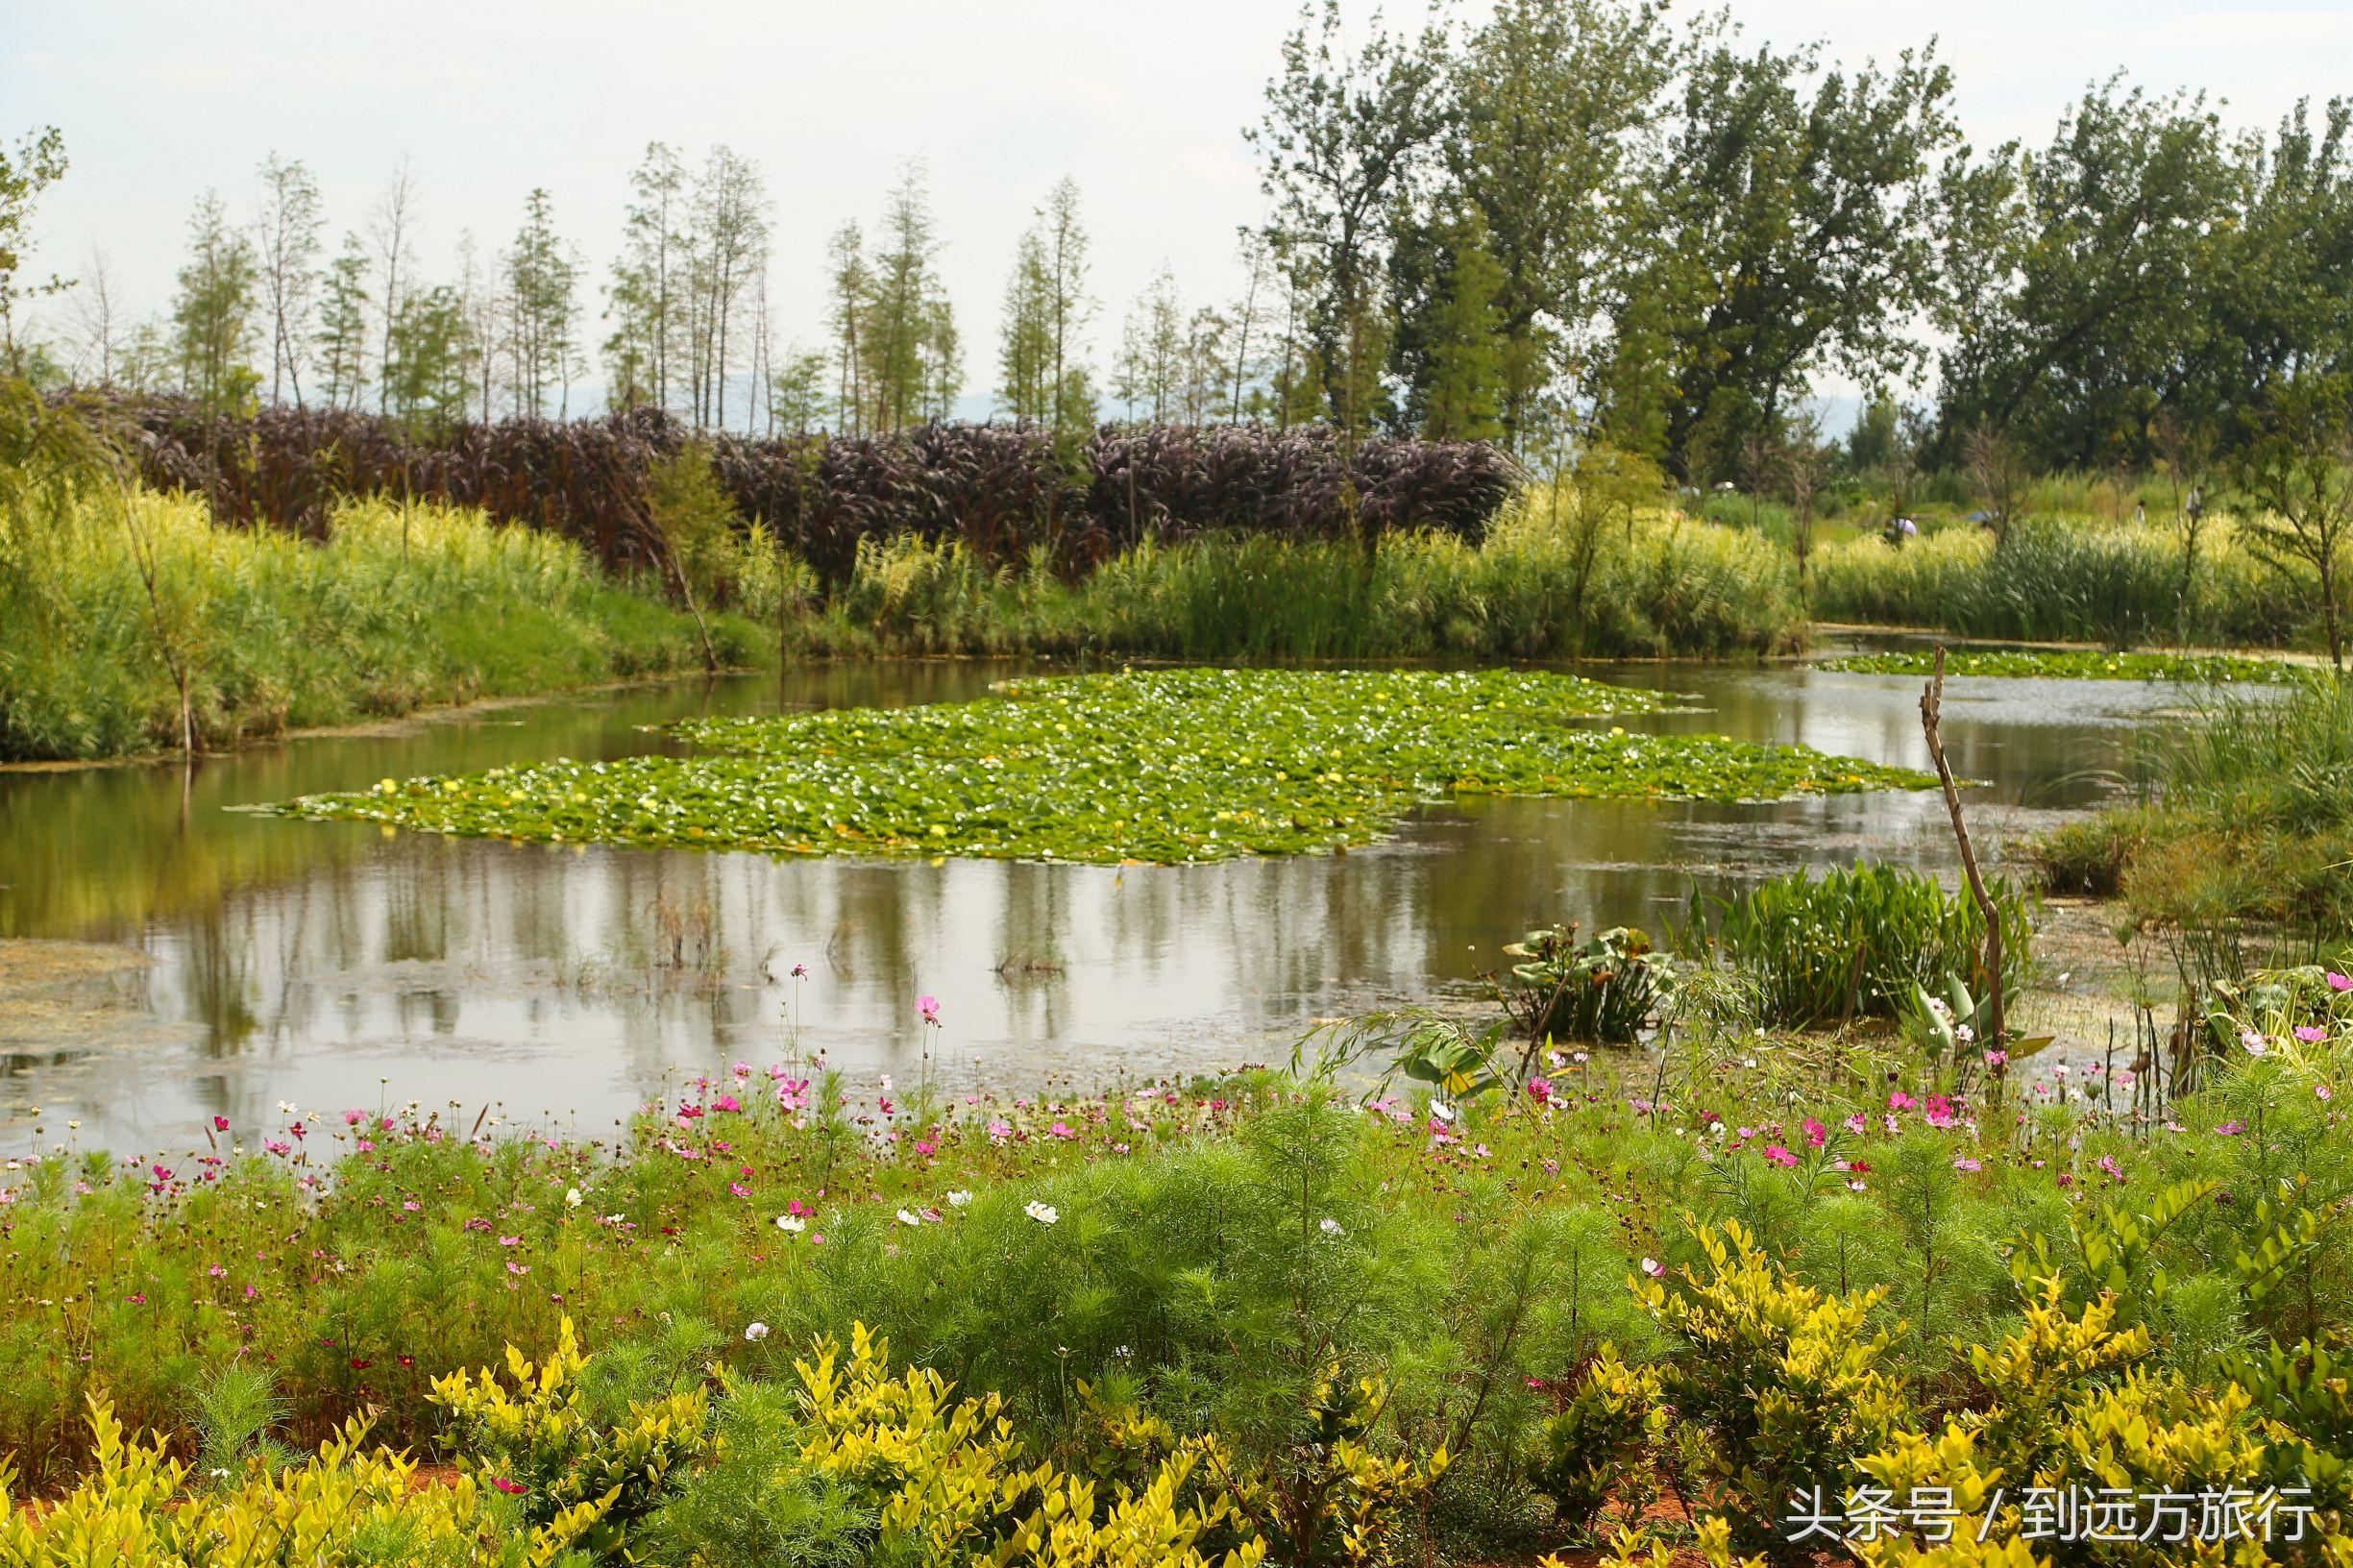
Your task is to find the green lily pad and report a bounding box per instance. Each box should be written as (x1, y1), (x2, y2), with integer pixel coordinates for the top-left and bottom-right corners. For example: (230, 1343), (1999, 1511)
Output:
(1818, 649), (2303, 683)
(274, 667), (1937, 865)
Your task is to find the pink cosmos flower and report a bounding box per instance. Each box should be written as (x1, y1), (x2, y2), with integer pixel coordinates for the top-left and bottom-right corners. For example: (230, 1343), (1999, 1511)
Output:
(918, 994), (942, 1027)
(2294, 1026), (2328, 1043)
(1802, 1117), (1826, 1147)
(1761, 1144), (1800, 1167)
(2328, 972), (2352, 992)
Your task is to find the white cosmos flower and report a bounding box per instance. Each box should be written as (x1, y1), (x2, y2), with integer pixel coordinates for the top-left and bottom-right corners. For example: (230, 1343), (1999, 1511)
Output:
(1429, 1099), (1456, 1122)
(1024, 1200), (1060, 1225)
(744, 1322), (770, 1342)
(1318, 1216), (1346, 1238)
(946, 1189), (973, 1207)
(775, 1213), (806, 1233)
(563, 1188), (582, 1209)
(895, 1208), (924, 1227)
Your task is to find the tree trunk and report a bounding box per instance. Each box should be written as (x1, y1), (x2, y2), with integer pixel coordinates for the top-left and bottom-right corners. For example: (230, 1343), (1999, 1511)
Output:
(1920, 648), (2003, 1049)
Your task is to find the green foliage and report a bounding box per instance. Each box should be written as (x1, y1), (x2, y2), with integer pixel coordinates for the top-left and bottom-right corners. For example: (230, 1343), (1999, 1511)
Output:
(0, 485), (764, 762)
(1819, 648), (2304, 683)
(2041, 677), (2353, 928)
(1698, 862), (2036, 1028)
(1812, 515), (2309, 649)
(1500, 923), (1677, 1045)
(278, 666), (1933, 863)
(429, 1315), (709, 1550)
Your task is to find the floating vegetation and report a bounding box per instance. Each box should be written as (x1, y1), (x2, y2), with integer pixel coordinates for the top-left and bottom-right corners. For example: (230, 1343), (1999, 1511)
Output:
(275, 668), (1935, 865)
(1817, 648), (2303, 683)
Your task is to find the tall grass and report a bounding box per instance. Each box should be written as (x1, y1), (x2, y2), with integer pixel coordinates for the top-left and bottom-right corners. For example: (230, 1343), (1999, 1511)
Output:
(1809, 517), (2310, 649)
(748, 505), (1803, 662)
(0, 489), (766, 762)
(2042, 677), (2353, 929)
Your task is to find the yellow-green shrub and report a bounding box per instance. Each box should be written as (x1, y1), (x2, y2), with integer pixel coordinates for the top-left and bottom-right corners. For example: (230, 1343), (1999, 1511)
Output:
(429, 1314), (707, 1556)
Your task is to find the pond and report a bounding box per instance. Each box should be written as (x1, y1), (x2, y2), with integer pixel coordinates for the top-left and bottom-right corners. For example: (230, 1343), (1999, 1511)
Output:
(0, 649), (2184, 1153)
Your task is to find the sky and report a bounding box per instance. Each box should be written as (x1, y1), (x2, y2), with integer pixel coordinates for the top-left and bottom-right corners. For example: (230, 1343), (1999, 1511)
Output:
(6, 0), (2350, 421)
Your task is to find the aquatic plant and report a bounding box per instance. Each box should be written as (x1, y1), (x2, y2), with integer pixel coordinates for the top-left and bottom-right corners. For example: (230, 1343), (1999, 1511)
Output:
(274, 668), (1934, 863)
(1696, 861), (2036, 1028)
(1817, 648), (2306, 683)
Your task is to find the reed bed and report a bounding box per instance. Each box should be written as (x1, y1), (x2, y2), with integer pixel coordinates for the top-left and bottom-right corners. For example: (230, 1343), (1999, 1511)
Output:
(0, 489), (762, 762)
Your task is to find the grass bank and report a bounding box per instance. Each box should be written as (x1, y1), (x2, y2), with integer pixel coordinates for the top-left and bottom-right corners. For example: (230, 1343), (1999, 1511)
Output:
(2041, 675), (2353, 932)
(0, 975), (2347, 1561)
(1809, 516), (2312, 649)
(0, 489), (772, 764)
(742, 501), (1803, 662)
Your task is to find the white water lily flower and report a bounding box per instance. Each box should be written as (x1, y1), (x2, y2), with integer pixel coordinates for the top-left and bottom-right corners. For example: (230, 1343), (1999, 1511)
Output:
(1024, 1200), (1060, 1225)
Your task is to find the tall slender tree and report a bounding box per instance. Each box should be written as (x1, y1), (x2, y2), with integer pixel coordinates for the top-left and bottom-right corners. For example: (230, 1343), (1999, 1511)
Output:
(315, 232), (371, 410)
(170, 190), (260, 412)
(367, 159), (421, 417)
(253, 152), (323, 405)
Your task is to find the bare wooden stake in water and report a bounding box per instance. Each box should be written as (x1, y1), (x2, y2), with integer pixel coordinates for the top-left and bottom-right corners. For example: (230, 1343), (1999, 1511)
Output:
(1920, 647), (2004, 1047)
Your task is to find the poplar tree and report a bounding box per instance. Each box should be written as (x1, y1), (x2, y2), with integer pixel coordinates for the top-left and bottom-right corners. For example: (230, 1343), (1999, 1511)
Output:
(253, 152), (323, 405)
(367, 159), (421, 417)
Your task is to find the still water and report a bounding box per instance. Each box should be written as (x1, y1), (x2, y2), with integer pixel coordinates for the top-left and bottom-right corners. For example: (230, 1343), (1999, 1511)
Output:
(0, 652), (2178, 1152)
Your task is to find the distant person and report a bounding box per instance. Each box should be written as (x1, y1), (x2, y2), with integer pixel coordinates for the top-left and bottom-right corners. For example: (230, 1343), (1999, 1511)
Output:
(2186, 485), (2205, 525)
(2133, 500), (2146, 527)
(1881, 515), (1918, 548)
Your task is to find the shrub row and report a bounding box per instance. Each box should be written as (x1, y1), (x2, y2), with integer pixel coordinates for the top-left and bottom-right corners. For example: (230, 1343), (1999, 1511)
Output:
(88, 398), (1518, 584)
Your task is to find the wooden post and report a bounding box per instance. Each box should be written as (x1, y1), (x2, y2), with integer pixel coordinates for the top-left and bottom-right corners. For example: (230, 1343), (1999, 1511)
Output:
(1920, 647), (2003, 1046)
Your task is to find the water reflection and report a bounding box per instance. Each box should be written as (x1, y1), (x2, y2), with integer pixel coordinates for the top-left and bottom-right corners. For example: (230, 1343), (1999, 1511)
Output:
(0, 653), (2188, 1150)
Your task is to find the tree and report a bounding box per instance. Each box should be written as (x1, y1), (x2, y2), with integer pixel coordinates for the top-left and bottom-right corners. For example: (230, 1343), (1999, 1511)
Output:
(170, 190), (260, 413)
(2151, 406), (2219, 641)
(0, 125), (70, 376)
(863, 161), (947, 432)
(1444, 0), (1679, 447)
(503, 188), (582, 419)
(66, 244), (123, 385)
(824, 224), (869, 435)
(1116, 267), (1186, 422)
(1612, 31), (1958, 479)
(1780, 406), (1831, 609)
(1962, 421), (2026, 546)
(2231, 373), (2353, 670)
(368, 159), (421, 418)
(1037, 177), (1096, 433)
(1248, 0), (1450, 431)
(1932, 81), (2243, 470)
(254, 152), (323, 405)
(769, 347), (829, 437)
(316, 233), (372, 410)
(606, 142), (689, 413)
(384, 283), (470, 433)
(996, 228), (1053, 426)
(687, 146), (770, 429)
(1396, 217), (1505, 441)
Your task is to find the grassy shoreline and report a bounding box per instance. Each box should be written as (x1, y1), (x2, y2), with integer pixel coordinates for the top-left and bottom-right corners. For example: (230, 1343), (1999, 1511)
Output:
(0, 987), (2346, 1559)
